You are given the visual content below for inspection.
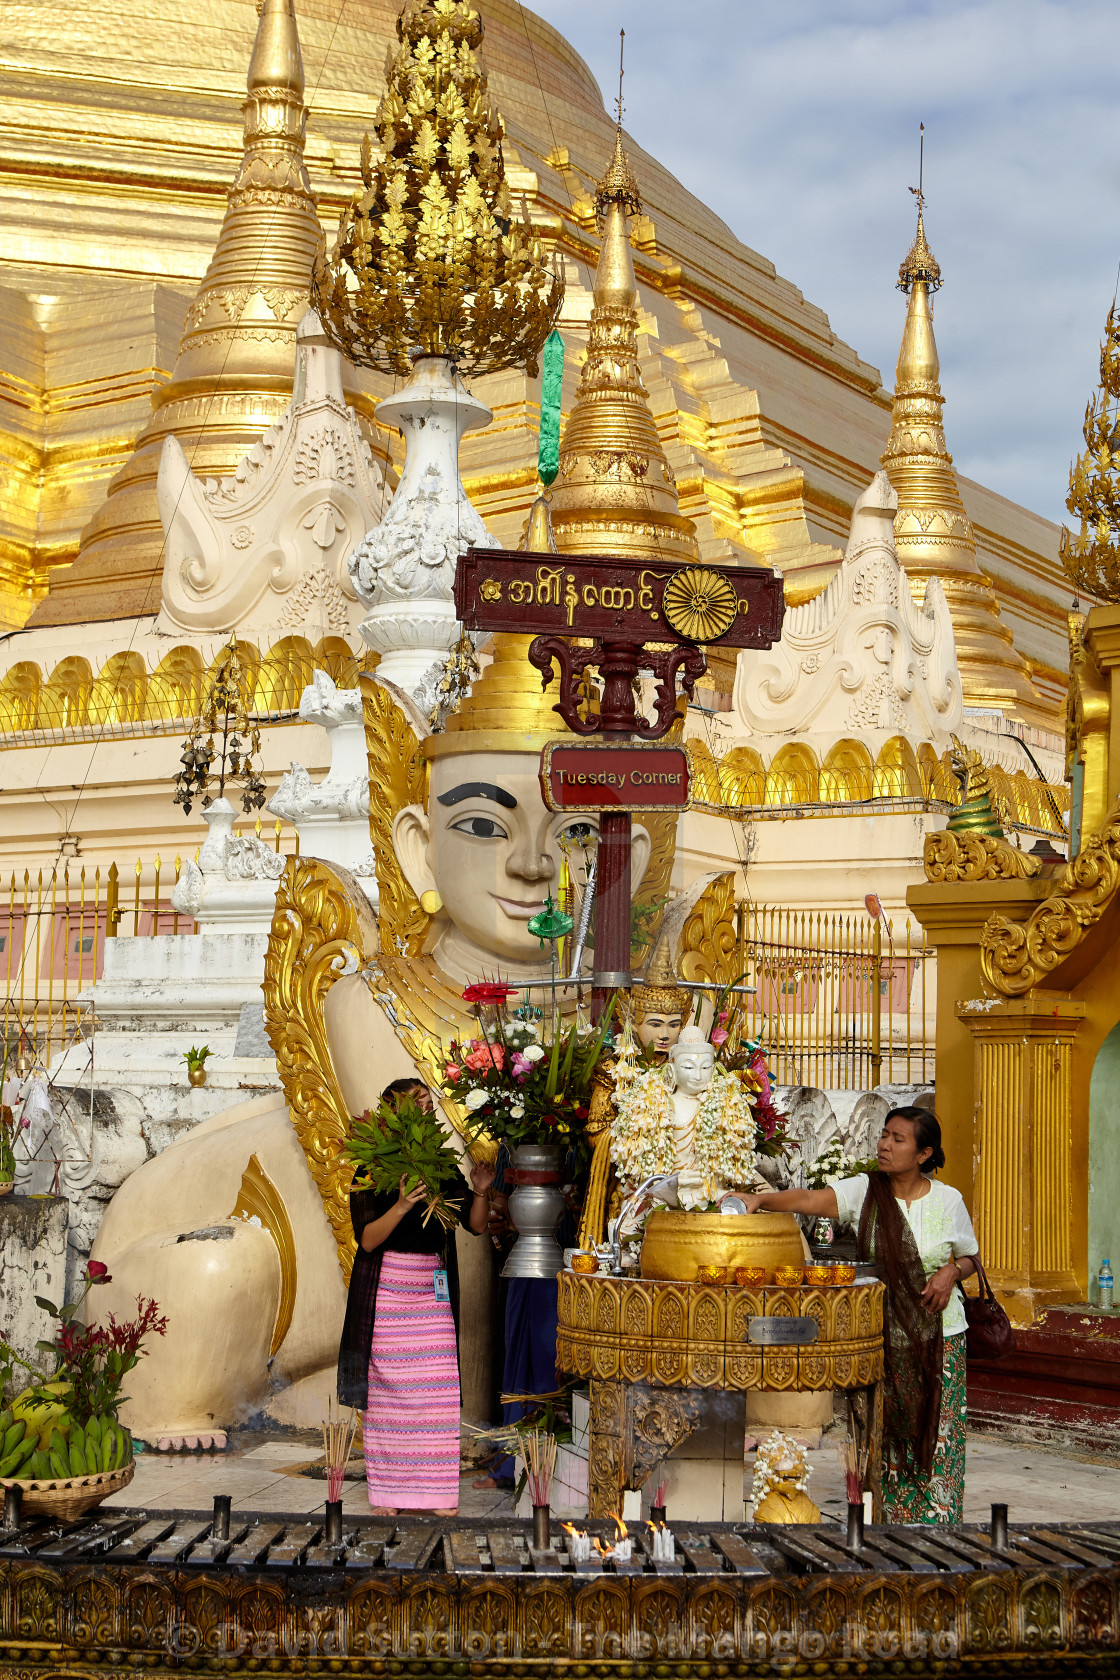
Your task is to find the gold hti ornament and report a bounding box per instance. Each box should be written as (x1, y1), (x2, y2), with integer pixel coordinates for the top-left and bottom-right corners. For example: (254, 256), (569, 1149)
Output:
(1061, 301), (1120, 603)
(312, 0), (562, 375)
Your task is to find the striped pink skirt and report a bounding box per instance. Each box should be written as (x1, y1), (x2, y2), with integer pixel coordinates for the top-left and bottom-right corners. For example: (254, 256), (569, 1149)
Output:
(363, 1250), (460, 1511)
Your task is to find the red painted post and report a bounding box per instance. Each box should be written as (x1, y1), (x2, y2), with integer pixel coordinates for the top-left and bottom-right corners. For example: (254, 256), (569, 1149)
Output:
(592, 810), (632, 1021)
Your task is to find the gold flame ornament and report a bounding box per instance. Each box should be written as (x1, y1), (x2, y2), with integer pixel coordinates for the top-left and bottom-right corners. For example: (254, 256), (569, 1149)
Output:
(1061, 301), (1120, 603)
(312, 0), (562, 376)
(662, 566), (738, 643)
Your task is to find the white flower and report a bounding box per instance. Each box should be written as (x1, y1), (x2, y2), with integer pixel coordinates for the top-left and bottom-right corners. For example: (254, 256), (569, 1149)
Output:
(464, 1088), (488, 1111)
(510, 1103), (524, 1118)
(521, 1044), (545, 1062)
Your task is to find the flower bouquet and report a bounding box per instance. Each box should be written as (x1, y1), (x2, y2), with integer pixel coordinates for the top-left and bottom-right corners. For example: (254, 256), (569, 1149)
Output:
(443, 991), (616, 1154)
(346, 1094), (479, 1231)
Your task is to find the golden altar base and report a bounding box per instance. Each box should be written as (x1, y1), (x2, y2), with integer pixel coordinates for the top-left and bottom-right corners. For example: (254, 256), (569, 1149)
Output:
(557, 1273), (885, 1519)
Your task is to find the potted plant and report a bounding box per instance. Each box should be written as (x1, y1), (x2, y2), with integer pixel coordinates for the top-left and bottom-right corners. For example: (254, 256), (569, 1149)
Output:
(0, 1260), (167, 1520)
(183, 1044), (212, 1088)
(441, 984), (615, 1277)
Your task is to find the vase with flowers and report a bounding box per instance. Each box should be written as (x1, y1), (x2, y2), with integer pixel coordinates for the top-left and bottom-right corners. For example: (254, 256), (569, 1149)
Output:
(443, 983), (615, 1276)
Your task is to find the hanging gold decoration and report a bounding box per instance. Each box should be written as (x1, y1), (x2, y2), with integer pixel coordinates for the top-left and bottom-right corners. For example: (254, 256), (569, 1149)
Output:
(662, 566), (738, 643)
(1060, 302), (1120, 603)
(311, 0), (562, 376)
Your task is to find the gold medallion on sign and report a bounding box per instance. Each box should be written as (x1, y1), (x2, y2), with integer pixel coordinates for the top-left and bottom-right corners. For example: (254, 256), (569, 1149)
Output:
(662, 566), (738, 642)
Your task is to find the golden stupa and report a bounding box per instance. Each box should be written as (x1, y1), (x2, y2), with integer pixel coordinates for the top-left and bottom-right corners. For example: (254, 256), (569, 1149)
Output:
(881, 207), (1045, 722)
(24, 0), (347, 630)
(548, 127), (700, 569)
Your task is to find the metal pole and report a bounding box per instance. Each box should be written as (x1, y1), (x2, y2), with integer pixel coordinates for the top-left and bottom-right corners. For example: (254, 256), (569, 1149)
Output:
(869, 916), (883, 1087)
(212, 1494), (231, 1540)
(591, 810), (631, 1021)
(990, 1502), (1009, 1551)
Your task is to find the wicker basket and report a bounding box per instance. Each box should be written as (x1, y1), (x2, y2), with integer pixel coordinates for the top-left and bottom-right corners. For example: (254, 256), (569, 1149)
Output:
(0, 1460), (134, 1522)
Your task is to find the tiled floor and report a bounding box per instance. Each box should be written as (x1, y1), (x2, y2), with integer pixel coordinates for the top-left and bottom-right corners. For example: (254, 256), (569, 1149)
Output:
(100, 1427), (1120, 1527)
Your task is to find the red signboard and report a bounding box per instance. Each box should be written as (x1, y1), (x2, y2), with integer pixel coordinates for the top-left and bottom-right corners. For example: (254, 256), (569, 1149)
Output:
(455, 547), (785, 648)
(540, 742), (690, 812)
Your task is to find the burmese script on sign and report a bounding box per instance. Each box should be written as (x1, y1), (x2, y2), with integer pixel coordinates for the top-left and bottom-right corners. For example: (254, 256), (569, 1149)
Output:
(540, 743), (690, 813)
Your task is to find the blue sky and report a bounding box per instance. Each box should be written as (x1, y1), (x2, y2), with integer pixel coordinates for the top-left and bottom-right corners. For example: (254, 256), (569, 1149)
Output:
(528, 0), (1120, 527)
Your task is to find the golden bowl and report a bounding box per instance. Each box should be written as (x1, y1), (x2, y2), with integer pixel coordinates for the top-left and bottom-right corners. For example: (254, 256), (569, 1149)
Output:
(640, 1211), (806, 1283)
(831, 1263), (857, 1285)
(696, 1263), (727, 1285)
(735, 1265), (767, 1287)
(773, 1264), (804, 1288)
(571, 1253), (598, 1275)
(804, 1264), (832, 1286)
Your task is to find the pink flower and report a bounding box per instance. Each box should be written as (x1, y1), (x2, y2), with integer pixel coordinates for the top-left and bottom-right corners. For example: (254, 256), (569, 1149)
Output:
(464, 1043), (505, 1074)
(511, 1052), (532, 1079)
(445, 1065), (461, 1082)
(711, 1028), (728, 1046)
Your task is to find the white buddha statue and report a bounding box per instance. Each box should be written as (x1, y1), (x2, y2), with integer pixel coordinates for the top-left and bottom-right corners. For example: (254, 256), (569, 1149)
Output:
(611, 1024), (760, 1231)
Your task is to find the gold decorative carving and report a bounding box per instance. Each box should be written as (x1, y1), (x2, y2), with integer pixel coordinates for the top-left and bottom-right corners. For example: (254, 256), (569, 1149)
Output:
(628, 1386), (702, 1486)
(981, 801), (1120, 995)
(1061, 301), (1120, 602)
(359, 673), (431, 959)
(262, 856), (372, 1279)
(662, 566), (739, 643)
(230, 1152), (297, 1356)
(923, 829), (1041, 883)
(678, 870), (739, 988)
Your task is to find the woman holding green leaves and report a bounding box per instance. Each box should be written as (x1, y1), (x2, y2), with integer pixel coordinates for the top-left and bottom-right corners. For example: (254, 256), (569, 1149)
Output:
(337, 1079), (493, 1516)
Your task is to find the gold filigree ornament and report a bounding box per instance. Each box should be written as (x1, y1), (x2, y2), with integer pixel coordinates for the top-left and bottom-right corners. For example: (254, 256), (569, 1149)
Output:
(981, 801), (1120, 996)
(923, 830), (1041, 884)
(263, 856), (376, 1279)
(662, 566), (738, 643)
(360, 672), (431, 958)
(1060, 301), (1120, 603)
(311, 0), (562, 376)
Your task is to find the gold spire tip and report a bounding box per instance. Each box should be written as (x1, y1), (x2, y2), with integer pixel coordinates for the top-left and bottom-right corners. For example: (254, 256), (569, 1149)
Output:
(898, 203), (941, 295)
(248, 0), (304, 98)
(596, 127), (641, 221)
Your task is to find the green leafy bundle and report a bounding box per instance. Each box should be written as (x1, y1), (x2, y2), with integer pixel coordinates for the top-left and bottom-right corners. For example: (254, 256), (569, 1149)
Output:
(346, 1097), (472, 1230)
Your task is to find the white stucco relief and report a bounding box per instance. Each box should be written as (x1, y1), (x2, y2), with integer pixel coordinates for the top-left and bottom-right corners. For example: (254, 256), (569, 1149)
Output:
(154, 312), (386, 638)
(732, 470), (963, 750)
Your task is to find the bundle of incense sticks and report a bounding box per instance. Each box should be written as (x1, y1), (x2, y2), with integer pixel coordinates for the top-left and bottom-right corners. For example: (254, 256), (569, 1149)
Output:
(519, 1427), (558, 1507)
(322, 1400), (359, 1503)
(836, 1437), (868, 1506)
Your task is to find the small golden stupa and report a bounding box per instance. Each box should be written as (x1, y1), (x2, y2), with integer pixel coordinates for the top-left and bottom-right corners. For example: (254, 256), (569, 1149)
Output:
(881, 204), (1044, 721)
(548, 128), (700, 568)
(27, 0), (329, 628)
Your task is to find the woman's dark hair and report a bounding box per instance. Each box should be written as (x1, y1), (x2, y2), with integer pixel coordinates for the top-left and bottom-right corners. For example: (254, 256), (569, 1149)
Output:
(884, 1105), (945, 1172)
(381, 1077), (423, 1104)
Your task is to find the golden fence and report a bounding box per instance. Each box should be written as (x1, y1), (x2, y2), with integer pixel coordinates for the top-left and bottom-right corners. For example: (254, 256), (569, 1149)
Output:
(733, 903), (932, 1091)
(1, 819), (297, 1074)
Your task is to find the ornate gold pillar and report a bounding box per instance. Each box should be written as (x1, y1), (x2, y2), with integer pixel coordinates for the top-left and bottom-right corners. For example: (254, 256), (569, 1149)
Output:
(957, 993), (1085, 1324)
(906, 875), (1052, 1210)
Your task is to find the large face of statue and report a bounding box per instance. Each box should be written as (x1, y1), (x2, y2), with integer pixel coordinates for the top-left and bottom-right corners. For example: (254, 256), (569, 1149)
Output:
(670, 1040), (715, 1098)
(636, 1010), (684, 1055)
(394, 750), (652, 980)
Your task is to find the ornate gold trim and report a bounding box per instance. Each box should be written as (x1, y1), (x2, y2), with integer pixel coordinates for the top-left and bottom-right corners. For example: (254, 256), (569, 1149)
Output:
(263, 856), (372, 1279)
(981, 801), (1120, 995)
(359, 673), (431, 959)
(678, 870), (739, 989)
(231, 1153), (297, 1355)
(924, 830), (1041, 883)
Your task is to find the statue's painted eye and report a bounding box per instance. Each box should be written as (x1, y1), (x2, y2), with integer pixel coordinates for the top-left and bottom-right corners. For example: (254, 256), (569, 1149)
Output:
(450, 815), (508, 839)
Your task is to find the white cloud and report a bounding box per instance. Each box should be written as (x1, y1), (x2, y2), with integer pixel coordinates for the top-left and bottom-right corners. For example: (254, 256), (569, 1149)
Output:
(526, 0), (1120, 525)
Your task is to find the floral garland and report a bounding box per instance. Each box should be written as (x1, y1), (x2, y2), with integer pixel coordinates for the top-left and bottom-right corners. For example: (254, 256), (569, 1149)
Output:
(751, 1429), (812, 1514)
(609, 1062), (757, 1193)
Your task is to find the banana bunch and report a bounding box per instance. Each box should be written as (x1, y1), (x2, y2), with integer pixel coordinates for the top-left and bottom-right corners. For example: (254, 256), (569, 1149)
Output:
(0, 1383), (133, 1481)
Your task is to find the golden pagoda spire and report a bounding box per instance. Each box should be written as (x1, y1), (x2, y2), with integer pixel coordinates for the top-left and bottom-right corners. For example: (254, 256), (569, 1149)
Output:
(881, 199), (1042, 718)
(27, 0), (329, 629)
(547, 125), (699, 565)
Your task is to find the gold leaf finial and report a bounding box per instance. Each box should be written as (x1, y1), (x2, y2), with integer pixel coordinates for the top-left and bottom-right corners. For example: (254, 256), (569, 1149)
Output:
(312, 0), (562, 376)
(1060, 301), (1120, 602)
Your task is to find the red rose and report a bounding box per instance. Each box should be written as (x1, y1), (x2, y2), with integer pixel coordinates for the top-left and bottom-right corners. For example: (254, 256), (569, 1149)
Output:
(87, 1260), (111, 1283)
(575, 1106), (589, 1120)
